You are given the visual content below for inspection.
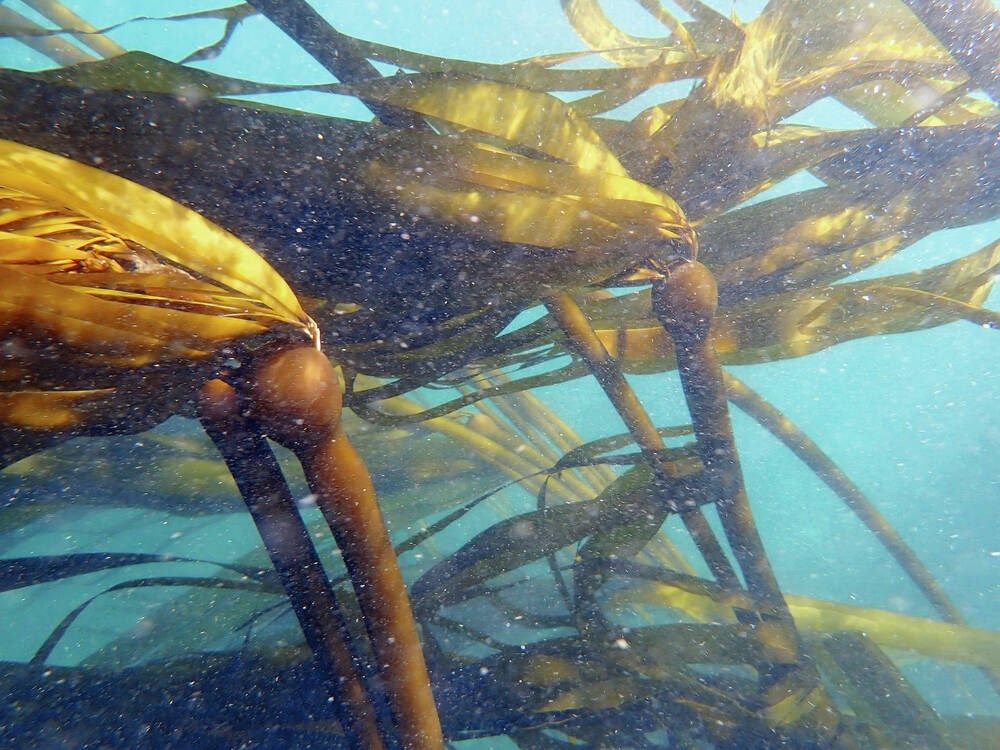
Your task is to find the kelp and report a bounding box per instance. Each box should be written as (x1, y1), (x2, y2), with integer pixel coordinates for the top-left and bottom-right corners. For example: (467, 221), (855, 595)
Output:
(0, 140), (315, 464)
(1, 1), (998, 748)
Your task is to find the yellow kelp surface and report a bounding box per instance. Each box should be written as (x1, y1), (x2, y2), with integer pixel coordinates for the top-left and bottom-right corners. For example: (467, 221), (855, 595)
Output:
(0, 140), (314, 453)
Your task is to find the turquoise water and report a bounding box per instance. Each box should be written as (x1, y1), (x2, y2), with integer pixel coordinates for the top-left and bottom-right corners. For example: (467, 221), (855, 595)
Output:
(1, 1), (998, 747)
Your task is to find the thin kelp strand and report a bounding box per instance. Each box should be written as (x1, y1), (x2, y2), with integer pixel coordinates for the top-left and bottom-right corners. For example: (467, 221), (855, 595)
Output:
(0, 551), (273, 592)
(488, 371), (617, 492)
(537, 477), (576, 618)
(461, 399), (596, 502)
(428, 614), (498, 652)
(181, 5), (257, 63)
(351, 362), (588, 425)
(1, 4), (254, 47)
(393, 473), (549, 560)
(31, 574), (275, 666)
(377, 402), (584, 504)
(458, 380), (590, 500)
(18, 0), (125, 59)
(635, 0), (698, 54)
(469, 373), (564, 471)
(553, 426), (695, 471)
(484, 591), (576, 631)
(0, 4), (93, 66)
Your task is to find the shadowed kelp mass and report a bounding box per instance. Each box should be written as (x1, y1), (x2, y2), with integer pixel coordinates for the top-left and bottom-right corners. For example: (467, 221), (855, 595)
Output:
(0, 1), (998, 748)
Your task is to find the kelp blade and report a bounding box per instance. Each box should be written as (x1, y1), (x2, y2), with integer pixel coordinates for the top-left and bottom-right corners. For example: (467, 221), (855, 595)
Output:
(0, 139), (315, 449)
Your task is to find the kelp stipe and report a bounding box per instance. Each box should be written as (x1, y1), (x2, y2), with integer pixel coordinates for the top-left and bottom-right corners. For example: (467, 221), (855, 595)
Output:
(1, 1), (998, 748)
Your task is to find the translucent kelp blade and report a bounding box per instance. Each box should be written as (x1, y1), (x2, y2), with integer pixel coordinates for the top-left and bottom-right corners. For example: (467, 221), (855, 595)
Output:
(0, 139), (311, 333)
(561, 0), (708, 66)
(362, 134), (693, 271)
(630, 241), (999, 369)
(0, 266), (271, 368)
(0, 267), (227, 364)
(702, 121), (999, 293)
(477, 239), (999, 384)
(622, 0), (992, 200)
(613, 581), (1000, 672)
(348, 75), (629, 176)
(706, 0), (960, 122)
(756, 0), (996, 126)
(0, 389), (116, 432)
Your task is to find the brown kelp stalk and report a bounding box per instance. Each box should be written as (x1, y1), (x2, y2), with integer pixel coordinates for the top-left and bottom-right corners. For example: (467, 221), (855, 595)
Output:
(198, 379), (385, 750)
(232, 346), (444, 750)
(543, 291), (740, 587)
(652, 261), (845, 741)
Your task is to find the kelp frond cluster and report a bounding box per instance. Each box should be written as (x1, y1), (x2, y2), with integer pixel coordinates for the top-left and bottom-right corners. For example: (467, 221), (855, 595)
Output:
(0, 139), (315, 464)
(0, 1), (998, 749)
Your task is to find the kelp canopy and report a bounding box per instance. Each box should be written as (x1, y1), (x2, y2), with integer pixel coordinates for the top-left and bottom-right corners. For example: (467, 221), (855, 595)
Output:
(0, 1), (998, 748)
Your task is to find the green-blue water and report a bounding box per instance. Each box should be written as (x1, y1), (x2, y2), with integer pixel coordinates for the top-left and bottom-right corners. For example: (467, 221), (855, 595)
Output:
(1, 1), (998, 747)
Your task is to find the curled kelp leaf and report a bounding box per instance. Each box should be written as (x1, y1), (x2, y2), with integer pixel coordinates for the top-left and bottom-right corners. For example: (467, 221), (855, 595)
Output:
(561, 0), (735, 67)
(0, 140), (315, 460)
(0, 140), (309, 325)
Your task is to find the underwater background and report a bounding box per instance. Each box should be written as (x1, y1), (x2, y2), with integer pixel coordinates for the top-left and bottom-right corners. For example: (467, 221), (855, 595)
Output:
(0, 1), (998, 747)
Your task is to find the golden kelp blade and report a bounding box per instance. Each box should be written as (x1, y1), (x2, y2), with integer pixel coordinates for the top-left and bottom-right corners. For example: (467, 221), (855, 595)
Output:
(351, 78), (694, 267)
(0, 139), (315, 444)
(363, 136), (690, 255)
(0, 139), (310, 331)
(612, 580), (1000, 672)
(561, 0), (701, 66)
(351, 75), (629, 176)
(600, 240), (999, 371)
(590, 0), (996, 208)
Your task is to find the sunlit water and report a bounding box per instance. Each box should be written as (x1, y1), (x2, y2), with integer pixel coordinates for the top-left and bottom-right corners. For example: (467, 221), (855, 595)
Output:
(1, 1), (997, 746)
